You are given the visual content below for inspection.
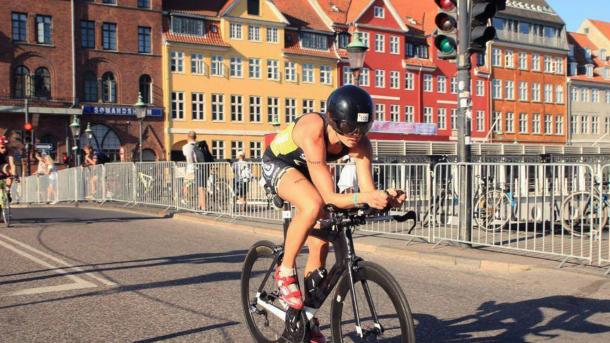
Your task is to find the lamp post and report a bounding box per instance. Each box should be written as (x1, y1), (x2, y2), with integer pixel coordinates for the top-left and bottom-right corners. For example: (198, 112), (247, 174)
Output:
(69, 116), (81, 167)
(346, 35), (368, 86)
(134, 92), (147, 162)
(85, 122), (93, 144)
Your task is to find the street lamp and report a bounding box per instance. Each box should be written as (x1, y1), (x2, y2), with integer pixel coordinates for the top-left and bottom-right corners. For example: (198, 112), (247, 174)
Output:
(69, 115), (81, 166)
(346, 34), (368, 86)
(134, 92), (147, 162)
(85, 122), (93, 144)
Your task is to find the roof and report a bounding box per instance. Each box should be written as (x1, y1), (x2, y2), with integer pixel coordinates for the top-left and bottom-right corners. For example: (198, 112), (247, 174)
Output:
(391, 0), (437, 36)
(499, 0), (564, 25)
(567, 32), (609, 83)
(273, 0), (332, 32)
(164, 31), (231, 48)
(163, 0), (230, 17)
(589, 20), (610, 41)
(314, 0), (351, 24)
(345, 0), (371, 24)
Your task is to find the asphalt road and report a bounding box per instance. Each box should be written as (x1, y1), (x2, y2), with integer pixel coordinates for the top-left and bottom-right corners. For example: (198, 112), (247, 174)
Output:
(1, 206), (609, 342)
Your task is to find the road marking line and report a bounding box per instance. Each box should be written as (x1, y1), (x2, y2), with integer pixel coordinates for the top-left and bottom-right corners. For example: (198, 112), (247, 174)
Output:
(9, 283), (96, 296)
(0, 233), (115, 286)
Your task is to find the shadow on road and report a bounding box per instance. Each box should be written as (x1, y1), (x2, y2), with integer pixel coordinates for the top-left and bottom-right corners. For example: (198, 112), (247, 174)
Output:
(414, 295), (610, 342)
(133, 321), (240, 342)
(10, 216), (165, 225)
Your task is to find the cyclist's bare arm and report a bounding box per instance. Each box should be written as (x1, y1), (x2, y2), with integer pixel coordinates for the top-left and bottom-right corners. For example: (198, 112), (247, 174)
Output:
(350, 137), (375, 192)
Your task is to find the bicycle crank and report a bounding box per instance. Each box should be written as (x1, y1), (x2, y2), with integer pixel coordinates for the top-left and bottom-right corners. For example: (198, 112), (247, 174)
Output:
(284, 308), (309, 342)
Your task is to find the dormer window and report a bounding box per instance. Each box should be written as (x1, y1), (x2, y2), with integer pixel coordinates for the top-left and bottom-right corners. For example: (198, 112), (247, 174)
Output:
(247, 0), (260, 16)
(585, 48), (592, 60)
(337, 32), (350, 49)
(171, 16), (205, 36)
(569, 62), (578, 76)
(301, 32), (327, 50)
(568, 44), (574, 57)
(373, 6), (385, 18)
(586, 64), (594, 77)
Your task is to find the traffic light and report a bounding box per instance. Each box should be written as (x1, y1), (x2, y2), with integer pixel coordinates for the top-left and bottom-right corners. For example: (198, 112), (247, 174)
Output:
(434, 0), (458, 60)
(469, 0), (506, 52)
(23, 122), (33, 144)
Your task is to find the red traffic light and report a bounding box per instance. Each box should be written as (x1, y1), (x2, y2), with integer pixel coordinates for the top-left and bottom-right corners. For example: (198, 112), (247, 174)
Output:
(435, 13), (457, 32)
(435, 0), (456, 10)
(24, 122), (33, 131)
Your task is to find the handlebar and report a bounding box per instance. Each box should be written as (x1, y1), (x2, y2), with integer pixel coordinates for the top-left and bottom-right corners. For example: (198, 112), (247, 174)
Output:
(322, 204), (417, 233)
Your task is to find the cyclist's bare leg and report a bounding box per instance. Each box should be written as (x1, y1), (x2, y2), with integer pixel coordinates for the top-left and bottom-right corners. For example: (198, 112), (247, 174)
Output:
(305, 235), (328, 276)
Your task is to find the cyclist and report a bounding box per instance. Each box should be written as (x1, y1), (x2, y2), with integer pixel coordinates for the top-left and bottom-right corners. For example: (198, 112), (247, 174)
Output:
(0, 136), (17, 202)
(262, 85), (405, 341)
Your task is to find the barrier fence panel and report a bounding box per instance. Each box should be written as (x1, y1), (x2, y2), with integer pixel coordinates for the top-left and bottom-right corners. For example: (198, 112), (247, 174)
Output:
(434, 162), (596, 264)
(23, 174), (40, 204)
(232, 161), (283, 222)
(81, 165), (105, 201)
(600, 165), (610, 274)
(174, 162), (200, 213)
(135, 162), (175, 208)
(56, 167), (78, 202)
(104, 163), (135, 203)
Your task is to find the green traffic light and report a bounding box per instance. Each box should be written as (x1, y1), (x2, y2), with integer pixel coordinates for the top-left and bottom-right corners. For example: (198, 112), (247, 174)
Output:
(439, 38), (455, 53)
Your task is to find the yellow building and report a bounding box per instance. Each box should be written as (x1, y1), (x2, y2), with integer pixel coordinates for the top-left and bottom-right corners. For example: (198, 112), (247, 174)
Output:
(162, 0), (339, 160)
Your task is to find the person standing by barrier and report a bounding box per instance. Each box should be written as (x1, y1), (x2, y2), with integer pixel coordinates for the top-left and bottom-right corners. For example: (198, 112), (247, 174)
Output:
(83, 145), (97, 199)
(181, 131), (198, 208)
(337, 155), (358, 194)
(233, 151), (251, 211)
(0, 136), (16, 202)
(194, 140), (213, 211)
(45, 154), (58, 204)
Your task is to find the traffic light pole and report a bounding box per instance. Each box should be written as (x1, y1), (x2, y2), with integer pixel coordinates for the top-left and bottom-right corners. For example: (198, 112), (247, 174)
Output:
(457, 0), (473, 246)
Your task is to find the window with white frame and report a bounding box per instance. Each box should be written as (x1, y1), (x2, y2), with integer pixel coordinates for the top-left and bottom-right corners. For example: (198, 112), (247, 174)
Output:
(505, 112), (514, 133)
(375, 69), (385, 88)
(355, 31), (369, 47)
(267, 59), (279, 80)
(423, 74), (433, 92)
(267, 97), (279, 123)
(249, 141), (262, 159)
(592, 89), (600, 103)
(171, 91), (184, 119)
(390, 105), (400, 122)
(570, 115), (578, 134)
(302, 32), (328, 50)
(375, 34), (385, 52)
(303, 99), (314, 114)
(556, 115), (563, 135)
(230, 23), (242, 39)
(492, 112), (502, 133)
(404, 106), (414, 123)
(532, 53), (540, 71)
(582, 88), (589, 102)
(532, 83), (541, 102)
(231, 95), (243, 122)
(320, 100), (327, 113)
(592, 116), (599, 134)
(249, 96), (261, 122)
(375, 104), (385, 120)
(230, 57), (242, 77)
(405, 72), (414, 90)
(374, 6), (384, 18)
(519, 113), (528, 133)
(505, 50), (514, 68)
(359, 68), (370, 86)
(390, 36), (399, 54)
(605, 117), (610, 134)
(451, 77), (457, 94)
(248, 25), (260, 41)
(492, 79), (502, 99)
(284, 61), (296, 82)
(438, 108), (447, 129)
(191, 92), (204, 120)
(532, 113), (541, 134)
(556, 58), (563, 74)
(556, 86), (564, 103)
(211, 55), (224, 76)
(320, 65), (332, 85)
(544, 114), (552, 134)
(212, 93), (224, 121)
(343, 66), (353, 85)
(492, 48), (502, 67)
(569, 62), (578, 76)
(476, 80), (484, 96)
(303, 63), (314, 83)
(191, 53), (205, 75)
(266, 27), (278, 43)
(519, 81), (528, 101)
(544, 84), (553, 103)
(519, 52), (527, 70)
(451, 109), (457, 130)
(606, 90), (610, 103)
(390, 71), (399, 89)
(285, 98), (296, 123)
(171, 51), (184, 72)
(476, 111), (484, 132)
(571, 86), (578, 102)
(212, 140), (224, 160)
(423, 107), (433, 124)
(544, 55), (552, 73)
(505, 80), (514, 100)
(437, 76), (447, 93)
(249, 58), (260, 78)
(581, 115), (589, 134)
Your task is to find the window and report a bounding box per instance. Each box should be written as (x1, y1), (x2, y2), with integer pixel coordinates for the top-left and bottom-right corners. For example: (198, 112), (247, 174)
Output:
(438, 108), (447, 129)
(302, 63), (314, 83)
(404, 106), (414, 123)
(519, 81), (528, 101)
(302, 32), (328, 50)
(358, 68), (368, 87)
(504, 50), (513, 68)
(284, 61), (296, 82)
(405, 73), (414, 90)
(231, 141), (244, 160)
(83, 71), (98, 102)
(191, 54), (205, 75)
(342, 66), (353, 85)
(437, 76), (447, 93)
(249, 96), (261, 122)
(250, 141), (262, 159)
(532, 114), (540, 134)
(230, 57), (243, 78)
(570, 115), (578, 135)
(592, 116), (599, 134)
(138, 26), (151, 53)
(101, 72), (116, 103)
(81, 21), (95, 48)
(390, 71), (399, 89)
(476, 80), (484, 96)
(492, 112), (502, 133)
(320, 65), (332, 85)
(267, 59), (279, 80)
(375, 34), (385, 52)
(544, 56), (553, 73)
(423, 74), (433, 92)
(212, 140), (224, 160)
(138, 0), (150, 8)
(492, 79), (502, 99)
(544, 114), (552, 134)
(139, 74), (152, 104)
(266, 27), (278, 43)
(592, 89), (600, 103)
(212, 94), (224, 121)
(556, 115), (563, 135)
(34, 15), (52, 44)
(375, 70), (385, 88)
(231, 95), (243, 122)
(375, 104), (385, 120)
(355, 32), (369, 47)
(374, 6), (385, 18)
(390, 36), (399, 54)
(451, 77), (457, 94)
(532, 54), (540, 71)
(320, 100), (327, 114)
(230, 23), (242, 39)
(390, 105), (400, 122)
(247, 0), (260, 15)
(505, 80), (514, 100)
(303, 99), (314, 114)
(406, 43), (415, 57)
(532, 83), (541, 102)
(556, 58), (563, 74)
(476, 111), (484, 132)
(267, 97), (279, 123)
(451, 109), (457, 130)
(249, 58), (261, 79)
(581, 115), (589, 134)
(102, 23), (117, 50)
(285, 98), (296, 123)
(606, 117), (610, 134)
(607, 91), (610, 104)
(103, 0), (116, 3)
(13, 66), (29, 98)
(556, 86), (564, 104)
(171, 17), (204, 35)
(571, 87), (579, 102)
(505, 112), (514, 133)
(338, 32), (350, 49)
(12, 12), (27, 42)
(423, 107), (433, 124)
(477, 53), (485, 66)
(544, 84), (553, 103)
(492, 48), (502, 67)
(416, 45), (429, 58)
(518, 52), (527, 70)
(248, 25), (261, 41)
(581, 88), (589, 102)
(519, 113), (528, 133)
(171, 51), (184, 72)
(212, 56), (224, 76)
(192, 92), (204, 120)
(171, 92), (184, 119)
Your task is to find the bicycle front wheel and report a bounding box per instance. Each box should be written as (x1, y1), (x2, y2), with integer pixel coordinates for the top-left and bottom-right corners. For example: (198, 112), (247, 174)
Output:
(330, 261), (415, 342)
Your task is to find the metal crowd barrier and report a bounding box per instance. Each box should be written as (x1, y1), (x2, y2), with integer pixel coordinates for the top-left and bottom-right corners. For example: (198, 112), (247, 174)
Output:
(104, 163), (135, 203)
(600, 165), (610, 275)
(134, 162), (175, 209)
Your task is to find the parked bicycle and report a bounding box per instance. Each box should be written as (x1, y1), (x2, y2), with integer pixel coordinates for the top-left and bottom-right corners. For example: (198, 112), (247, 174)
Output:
(241, 202), (417, 342)
(473, 175), (517, 232)
(561, 179), (610, 237)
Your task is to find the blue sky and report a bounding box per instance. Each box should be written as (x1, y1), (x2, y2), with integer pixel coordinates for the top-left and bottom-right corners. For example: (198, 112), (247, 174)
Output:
(547, 0), (610, 32)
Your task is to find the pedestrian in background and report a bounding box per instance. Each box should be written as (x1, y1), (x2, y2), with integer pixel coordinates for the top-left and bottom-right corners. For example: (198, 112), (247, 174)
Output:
(233, 151), (251, 211)
(45, 153), (58, 204)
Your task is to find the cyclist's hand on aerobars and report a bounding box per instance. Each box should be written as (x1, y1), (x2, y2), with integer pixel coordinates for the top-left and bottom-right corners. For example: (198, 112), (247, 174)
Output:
(385, 189), (406, 208)
(363, 190), (390, 210)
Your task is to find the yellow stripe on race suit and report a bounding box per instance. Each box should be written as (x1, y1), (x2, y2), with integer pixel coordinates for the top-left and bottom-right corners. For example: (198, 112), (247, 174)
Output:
(270, 123), (299, 156)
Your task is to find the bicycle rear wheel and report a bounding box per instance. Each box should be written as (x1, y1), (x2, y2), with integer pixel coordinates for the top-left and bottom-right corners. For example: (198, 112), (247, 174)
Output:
(241, 240), (286, 343)
(330, 261), (415, 342)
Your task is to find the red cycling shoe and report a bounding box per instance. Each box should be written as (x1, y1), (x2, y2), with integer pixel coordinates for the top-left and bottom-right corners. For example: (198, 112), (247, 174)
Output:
(274, 268), (304, 310)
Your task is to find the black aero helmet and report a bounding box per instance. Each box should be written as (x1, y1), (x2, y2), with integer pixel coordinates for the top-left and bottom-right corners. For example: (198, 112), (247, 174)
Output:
(326, 85), (374, 136)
